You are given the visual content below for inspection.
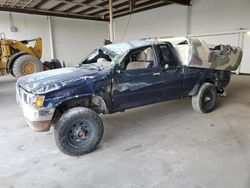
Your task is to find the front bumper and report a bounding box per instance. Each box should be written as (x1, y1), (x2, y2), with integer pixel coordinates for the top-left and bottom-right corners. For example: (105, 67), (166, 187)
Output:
(22, 106), (55, 132)
(16, 85), (55, 132)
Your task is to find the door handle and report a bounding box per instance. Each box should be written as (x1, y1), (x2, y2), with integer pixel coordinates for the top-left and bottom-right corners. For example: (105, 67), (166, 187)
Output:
(153, 72), (161, 76)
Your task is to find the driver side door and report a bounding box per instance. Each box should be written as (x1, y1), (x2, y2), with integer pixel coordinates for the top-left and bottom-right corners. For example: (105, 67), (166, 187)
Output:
(112, 46), (165, 111)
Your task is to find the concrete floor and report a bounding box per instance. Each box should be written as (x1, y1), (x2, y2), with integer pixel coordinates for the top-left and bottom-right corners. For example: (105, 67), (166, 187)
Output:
(0, 75), (250, 188)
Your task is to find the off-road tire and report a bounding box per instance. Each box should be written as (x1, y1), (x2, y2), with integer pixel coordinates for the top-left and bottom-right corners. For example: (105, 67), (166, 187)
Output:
(192, 83), (218, 113)
(12, 55), (43, 78)
(54, 107), (104, 156)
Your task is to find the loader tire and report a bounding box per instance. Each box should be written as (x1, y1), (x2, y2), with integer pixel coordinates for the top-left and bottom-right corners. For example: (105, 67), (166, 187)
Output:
(12, 55), (44, 78)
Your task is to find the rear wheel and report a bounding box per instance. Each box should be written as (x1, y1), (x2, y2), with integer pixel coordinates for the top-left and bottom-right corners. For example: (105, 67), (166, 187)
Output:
(54, 107), (104, 156)
(12, 55), (43, 78)
(192, 83), (218, 113)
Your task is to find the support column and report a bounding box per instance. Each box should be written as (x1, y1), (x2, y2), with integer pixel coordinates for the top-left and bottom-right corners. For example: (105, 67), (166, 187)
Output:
(237, 32), (245, 74)
(186, 3), (192, 38)
(48, 16), (55, 59)
(109, 0), (114, 43)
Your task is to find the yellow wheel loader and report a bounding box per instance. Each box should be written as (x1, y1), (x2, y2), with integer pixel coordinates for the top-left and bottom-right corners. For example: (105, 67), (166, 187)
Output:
(0, 33), (62, 78)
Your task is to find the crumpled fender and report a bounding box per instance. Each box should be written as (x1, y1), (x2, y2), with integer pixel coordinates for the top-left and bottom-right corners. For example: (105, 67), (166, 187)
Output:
(43, 80), (95, 108)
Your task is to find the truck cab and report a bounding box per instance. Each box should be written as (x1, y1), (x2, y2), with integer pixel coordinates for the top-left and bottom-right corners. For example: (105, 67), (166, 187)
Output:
(112, 42), (183, 111)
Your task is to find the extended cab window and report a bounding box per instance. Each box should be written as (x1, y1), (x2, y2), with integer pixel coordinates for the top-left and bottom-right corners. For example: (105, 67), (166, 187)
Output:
(158, 44), (176, 68)
(124, 47), (155, 70)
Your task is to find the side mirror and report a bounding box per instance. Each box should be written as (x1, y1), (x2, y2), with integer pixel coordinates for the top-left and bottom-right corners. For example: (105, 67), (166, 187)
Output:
(164, 64), (169, 70)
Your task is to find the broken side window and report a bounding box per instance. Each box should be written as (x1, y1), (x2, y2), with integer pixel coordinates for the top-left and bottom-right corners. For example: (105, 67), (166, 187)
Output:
(125, 47), (155, 70)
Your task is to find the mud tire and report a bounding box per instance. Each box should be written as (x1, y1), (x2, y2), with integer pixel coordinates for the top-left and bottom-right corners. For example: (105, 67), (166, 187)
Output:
(54, 107), (104, 156)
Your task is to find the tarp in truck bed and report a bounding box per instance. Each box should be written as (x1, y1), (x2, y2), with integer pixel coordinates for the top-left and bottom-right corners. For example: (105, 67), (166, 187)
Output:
(175, 39), (242, 71)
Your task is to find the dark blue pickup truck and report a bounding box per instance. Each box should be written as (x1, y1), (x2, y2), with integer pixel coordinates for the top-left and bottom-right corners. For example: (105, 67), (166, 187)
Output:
(16, 39), (242, 156)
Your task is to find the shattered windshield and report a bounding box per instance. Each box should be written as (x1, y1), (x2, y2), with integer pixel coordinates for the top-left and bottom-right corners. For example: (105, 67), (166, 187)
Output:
(79, 40), (153, 71)
(80, 46), (127, 71)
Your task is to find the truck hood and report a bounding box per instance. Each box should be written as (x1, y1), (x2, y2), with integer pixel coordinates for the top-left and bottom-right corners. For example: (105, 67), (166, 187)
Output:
(17, 67), (104, 95)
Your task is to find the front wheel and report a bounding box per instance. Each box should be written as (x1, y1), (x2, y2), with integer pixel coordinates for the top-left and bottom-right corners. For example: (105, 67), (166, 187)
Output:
(192, 83), (218, 113)
(54, 107), (104, 156)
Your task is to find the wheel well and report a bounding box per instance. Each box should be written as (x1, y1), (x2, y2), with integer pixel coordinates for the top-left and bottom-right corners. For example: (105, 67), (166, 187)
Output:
(189, 79), (216, 96)
(52, 96), (108, 124)
(204, 79), (215, 85)
(204, 79), (224, 93)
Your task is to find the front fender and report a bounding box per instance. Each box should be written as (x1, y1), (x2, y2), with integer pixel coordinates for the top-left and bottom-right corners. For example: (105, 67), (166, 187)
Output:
(188, 84), (200, 96)
(43, 81), (95, 108)
(44, 91), (93, 108)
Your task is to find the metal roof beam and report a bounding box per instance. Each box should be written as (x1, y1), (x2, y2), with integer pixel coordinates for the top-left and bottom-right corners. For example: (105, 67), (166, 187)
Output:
(11, 0), (19, 7)
(33, 0), (50, 8)
(49, 2), (67, 11)
(89, 1), (129, 16)
(77, 0), (120, 14)
(162, 0), (191, 6)
(0, 6), (108, 21)
(63, 4), (81, 12)
(55, 0), (112, 10)
(90, 0), (148, 16)
(1, 0), (7, 6)
(22, 0), (33, 8)
(113, 1), (171, 18)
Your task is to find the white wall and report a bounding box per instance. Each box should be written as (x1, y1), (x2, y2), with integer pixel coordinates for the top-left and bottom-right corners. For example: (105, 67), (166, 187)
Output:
(51, 17), (108, 66)
(0, 11), (52, 62)
(240, 33), (250, 74)
(114, 4), (188, 41)
(190, 0), (250, 34)
(0, 11), (108, 66)
(114, 0), (250, 39)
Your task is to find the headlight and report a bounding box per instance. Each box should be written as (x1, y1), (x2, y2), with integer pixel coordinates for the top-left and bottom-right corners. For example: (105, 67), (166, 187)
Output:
(32, 96), (45, 108)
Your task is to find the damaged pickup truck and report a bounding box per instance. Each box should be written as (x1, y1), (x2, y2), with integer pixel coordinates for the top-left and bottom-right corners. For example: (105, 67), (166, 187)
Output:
(16, 39), (242, 156)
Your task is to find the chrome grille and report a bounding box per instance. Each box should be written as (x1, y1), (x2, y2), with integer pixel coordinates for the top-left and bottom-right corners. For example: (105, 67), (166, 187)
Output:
(16, 84), (32, 106)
